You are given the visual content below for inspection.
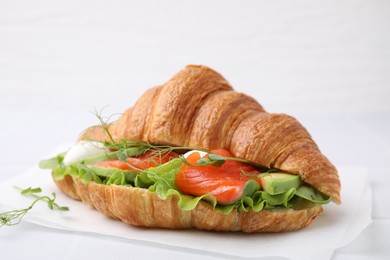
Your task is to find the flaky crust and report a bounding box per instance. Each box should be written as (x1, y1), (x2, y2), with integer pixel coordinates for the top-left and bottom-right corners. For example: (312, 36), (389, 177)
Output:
(55, 65), (340, 232)
(54, 175), (323, 233)
(80, 65), (340, 203)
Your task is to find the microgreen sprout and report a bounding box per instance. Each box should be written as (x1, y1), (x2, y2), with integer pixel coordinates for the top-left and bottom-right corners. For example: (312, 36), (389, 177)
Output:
(0, 187), (69, 227)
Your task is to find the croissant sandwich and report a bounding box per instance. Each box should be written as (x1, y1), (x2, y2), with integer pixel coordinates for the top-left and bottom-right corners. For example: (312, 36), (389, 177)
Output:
(40, 65), (340, 233)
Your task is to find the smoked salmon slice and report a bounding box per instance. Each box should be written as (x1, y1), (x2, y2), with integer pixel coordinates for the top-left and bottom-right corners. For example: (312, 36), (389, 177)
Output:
(175, 149), (262, 203)
(95, 150), (179, 171)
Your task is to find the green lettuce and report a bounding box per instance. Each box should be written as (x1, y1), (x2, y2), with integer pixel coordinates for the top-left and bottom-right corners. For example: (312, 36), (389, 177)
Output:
(40, 154), (331, 214)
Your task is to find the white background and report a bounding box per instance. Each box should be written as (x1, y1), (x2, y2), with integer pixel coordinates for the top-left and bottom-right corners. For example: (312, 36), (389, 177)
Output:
(1, 1), (389, 259)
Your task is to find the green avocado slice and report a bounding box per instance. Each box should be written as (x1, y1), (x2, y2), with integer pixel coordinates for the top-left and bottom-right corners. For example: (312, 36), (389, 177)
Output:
(260, 173), (302, 195)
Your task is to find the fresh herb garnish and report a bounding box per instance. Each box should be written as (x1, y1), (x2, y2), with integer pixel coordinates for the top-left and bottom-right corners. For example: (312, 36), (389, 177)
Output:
(93, 107), (119, 144)
(179, 152), (262, 168)
(0, 187), (69, 227)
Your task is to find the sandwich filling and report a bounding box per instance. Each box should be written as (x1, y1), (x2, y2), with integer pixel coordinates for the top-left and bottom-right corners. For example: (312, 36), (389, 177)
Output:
(40, 140), (330, 214)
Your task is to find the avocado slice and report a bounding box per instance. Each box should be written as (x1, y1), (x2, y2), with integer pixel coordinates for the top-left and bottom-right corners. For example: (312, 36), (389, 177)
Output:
(260, 173), (302, 195)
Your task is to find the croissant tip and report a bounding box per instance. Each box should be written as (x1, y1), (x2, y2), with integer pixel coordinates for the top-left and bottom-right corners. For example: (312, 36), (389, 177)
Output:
(185, 64), (207, 68)
(333, 195), (341, 205)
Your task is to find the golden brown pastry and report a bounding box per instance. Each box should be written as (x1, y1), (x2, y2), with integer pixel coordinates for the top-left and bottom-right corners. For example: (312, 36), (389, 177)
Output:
(54, 176), (323, 232)
(81, 65), (340, 203)
(43, 65), (340, 233)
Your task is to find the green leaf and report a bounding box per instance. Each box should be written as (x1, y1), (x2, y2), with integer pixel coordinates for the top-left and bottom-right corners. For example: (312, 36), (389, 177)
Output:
(30, 187), (42, 194)
(20, 187), (42, 195)
(106, 171), (127, 185)
(39, 153), (65, 169)
(261, 188), (296, 207)
(78, 166), (94, 184)
(53, 167), (66, 180)
(124, 171), (137, 183)
(93, 173), (103, 184)
(239, 196), (254, 212)
(242, 180), (261, 197)
(174, 191), (215, 211)
(135, 172), (154, 188)
(116, 150), (127, 161)
(295, 186), (331, 204)
(20, 187), (32, 195)
(210, 160), (225, 167)
(252, 200), (265, 212)
(208, 153), (225, 161)
(146, 159), (182, 199)
(196, 155), (226, 167)
(147, 158), (183, 176)
(196, 158), (210, 165)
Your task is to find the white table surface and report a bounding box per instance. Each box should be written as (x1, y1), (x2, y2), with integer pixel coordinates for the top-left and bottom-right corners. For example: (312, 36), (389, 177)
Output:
(1, 1), (389, 259)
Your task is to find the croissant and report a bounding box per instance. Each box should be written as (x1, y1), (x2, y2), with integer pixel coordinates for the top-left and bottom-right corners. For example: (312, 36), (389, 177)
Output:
(49, 65), (340, 233)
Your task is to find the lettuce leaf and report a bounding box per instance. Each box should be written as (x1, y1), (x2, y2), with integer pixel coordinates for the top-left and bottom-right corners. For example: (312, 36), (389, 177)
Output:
(39, 153), (66, 169)
(295, 186), (331, 204)
(45, 152), (331, 214)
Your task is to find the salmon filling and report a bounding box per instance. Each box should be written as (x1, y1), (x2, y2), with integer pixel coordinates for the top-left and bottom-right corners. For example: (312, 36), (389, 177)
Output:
(176, 149), (262, 203)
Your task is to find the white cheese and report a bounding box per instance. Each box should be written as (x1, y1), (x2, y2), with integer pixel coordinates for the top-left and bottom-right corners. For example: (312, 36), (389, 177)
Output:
(182, 150), (208, 158)
(63, 141), (109, 166)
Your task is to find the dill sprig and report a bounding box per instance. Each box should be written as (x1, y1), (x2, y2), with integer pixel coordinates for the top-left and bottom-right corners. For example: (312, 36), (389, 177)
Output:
(0, 187), (69, 227)
(93, 107), (121, 144)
